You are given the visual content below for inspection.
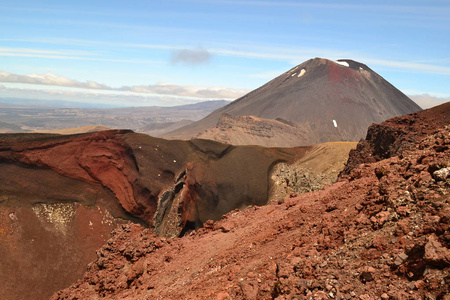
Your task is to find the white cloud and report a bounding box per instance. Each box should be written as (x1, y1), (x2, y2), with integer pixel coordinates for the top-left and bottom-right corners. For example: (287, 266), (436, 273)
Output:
(0, 47), (95, 56)
(0, 71), (110, 90)
(0, 83), (208, 107)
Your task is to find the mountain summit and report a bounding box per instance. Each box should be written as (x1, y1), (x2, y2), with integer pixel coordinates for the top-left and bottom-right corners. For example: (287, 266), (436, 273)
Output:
(162, 58), (422, 146)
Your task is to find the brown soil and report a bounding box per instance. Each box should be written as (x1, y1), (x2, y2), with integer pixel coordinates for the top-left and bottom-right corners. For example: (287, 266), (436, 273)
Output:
(53, 103), (450, 299)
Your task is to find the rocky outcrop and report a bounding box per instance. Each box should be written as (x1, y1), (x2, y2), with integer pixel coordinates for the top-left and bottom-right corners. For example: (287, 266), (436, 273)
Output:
(52, 103), (450, 299)
(269, 142), (357, 199)
(342, 102), (450, 175)
(152, 166), (198, 237)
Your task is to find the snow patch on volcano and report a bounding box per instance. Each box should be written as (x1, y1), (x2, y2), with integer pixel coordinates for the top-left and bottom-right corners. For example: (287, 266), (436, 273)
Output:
(336, 61), (349, 67)
(298, 69), (306, 77)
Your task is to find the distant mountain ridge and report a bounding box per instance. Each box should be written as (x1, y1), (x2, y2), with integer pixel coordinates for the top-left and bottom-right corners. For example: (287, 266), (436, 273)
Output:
(163, 58), (422, 146)
(0, 100), (229, 134)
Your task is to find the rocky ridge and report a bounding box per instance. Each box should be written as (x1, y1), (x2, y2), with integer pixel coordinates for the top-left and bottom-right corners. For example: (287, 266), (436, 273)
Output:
(53, 103), (450, 299)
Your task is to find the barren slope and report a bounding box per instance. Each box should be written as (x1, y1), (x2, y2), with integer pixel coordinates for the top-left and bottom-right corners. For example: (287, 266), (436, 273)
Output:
(137, 119), (194, 136)
(54, 102), (449, 300)
(195, 114), (313, 147)
(269, 142), (357, 199)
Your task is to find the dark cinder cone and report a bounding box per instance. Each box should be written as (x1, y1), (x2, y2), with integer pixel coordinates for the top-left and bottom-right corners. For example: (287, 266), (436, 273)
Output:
(163, 58), (422, 145)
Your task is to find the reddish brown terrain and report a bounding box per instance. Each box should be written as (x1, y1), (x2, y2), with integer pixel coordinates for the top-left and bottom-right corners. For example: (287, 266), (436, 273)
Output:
(0, 128), (353, 300)
(163, 58), (421, 147)
(52, 102), (449, 300)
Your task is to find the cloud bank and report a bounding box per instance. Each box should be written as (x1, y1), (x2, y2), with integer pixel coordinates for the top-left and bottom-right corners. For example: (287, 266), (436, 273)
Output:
(0, 70), (248, 101)
(121, 82), (247, 99)
(0, 83), (205, 107)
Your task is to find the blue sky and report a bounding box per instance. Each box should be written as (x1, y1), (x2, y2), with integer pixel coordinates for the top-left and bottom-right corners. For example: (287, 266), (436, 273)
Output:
(1, 0), (449, 108)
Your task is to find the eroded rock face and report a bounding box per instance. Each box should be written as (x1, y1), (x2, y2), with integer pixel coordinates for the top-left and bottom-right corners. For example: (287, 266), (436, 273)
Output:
(0, 131), (141, 300)
(121, 134), (308, 232)
(152, 167), (194, 237)
(0, 130), (151, 219)
(52, 103), (450, 300)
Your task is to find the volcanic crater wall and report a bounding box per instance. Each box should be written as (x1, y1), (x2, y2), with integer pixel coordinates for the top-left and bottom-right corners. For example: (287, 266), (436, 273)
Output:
(0, 129), (310, 300)
(120, 133), (308, 236)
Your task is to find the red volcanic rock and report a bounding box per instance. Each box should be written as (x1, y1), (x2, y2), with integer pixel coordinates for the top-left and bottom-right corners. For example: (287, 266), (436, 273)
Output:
(12, 130), (146, 217)
(342, 101), (450, 175)
(53, 103), (450, 299)
(425, 234), (450, 267)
